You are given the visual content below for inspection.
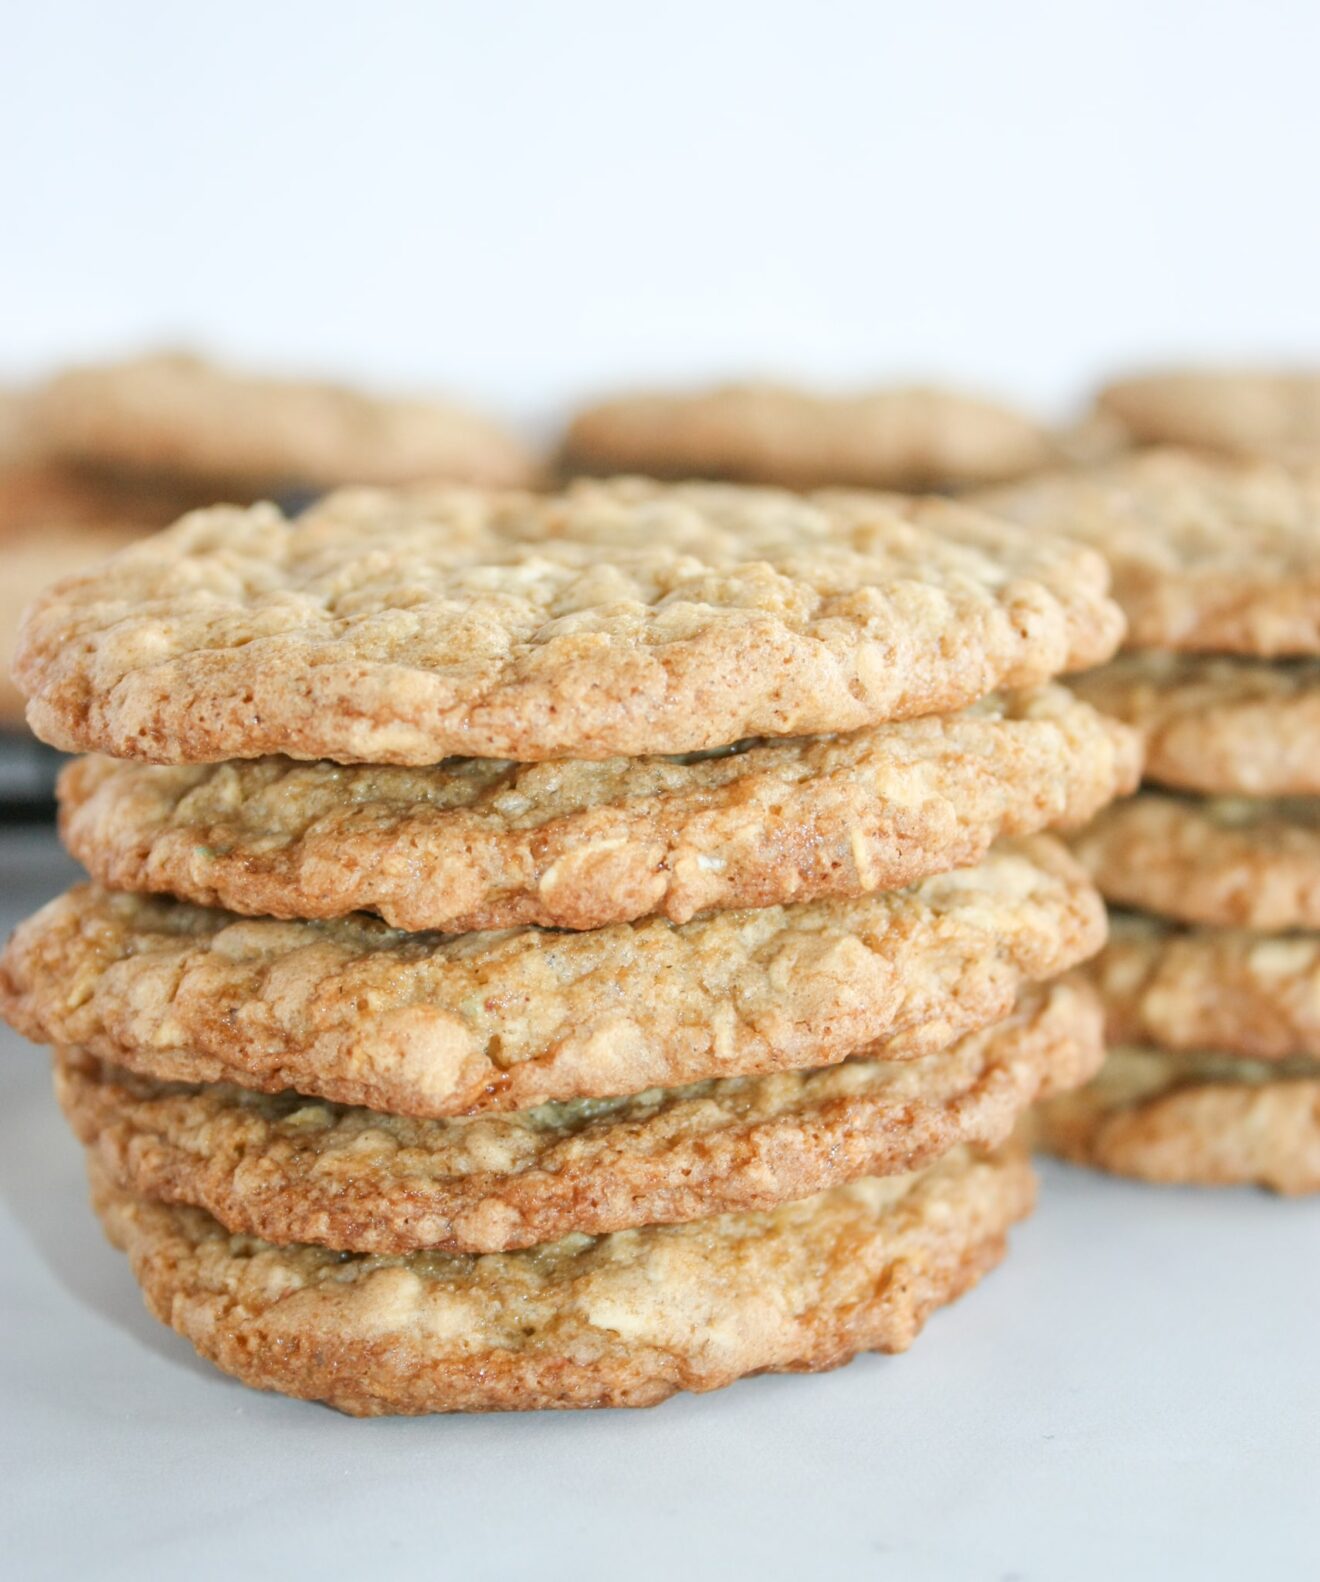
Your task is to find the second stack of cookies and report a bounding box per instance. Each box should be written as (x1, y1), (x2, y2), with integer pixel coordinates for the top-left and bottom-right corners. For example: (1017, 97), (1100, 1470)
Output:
(984, 449), (1320, 1193)
(2, 477), (1134, 1412)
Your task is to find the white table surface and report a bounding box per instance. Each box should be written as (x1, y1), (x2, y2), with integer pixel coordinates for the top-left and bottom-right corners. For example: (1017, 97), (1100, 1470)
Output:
(2, 822), (1317, 1581)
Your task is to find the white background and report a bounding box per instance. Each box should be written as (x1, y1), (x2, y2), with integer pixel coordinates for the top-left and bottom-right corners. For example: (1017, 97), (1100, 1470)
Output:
(5, 4), (1320, 1578)
(5, 0), (1320, 427)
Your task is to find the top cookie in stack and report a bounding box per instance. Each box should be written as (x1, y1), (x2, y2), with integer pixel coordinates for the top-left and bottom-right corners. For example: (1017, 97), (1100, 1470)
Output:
(981, 449), (1320, 1193)
(2, 478), (1136, 1414)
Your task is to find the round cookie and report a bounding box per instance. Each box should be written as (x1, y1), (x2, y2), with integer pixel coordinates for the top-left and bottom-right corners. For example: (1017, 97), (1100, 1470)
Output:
(57, 687), (1140, 932)
(1075, 793), (1320, 929)
(1072, 653), (1320, 795)
(1095, 370), (1320, 469)
(562, 382), (1056, 492)
(29, 351), (538, 492)
(13, 478), (1124, 765)
(0, 837), (1105, 1117)
(57, 978), (1098, 1254)
(978, 449), (1320, 655)
(87, 1142), (1035, 1414)
(1033, 1047), (1320, 1195)
(1091, 913), (1320, 1061)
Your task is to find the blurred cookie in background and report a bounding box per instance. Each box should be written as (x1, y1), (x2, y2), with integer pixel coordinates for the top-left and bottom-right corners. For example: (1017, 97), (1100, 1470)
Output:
(1095, 369), (1320, 469)
(561, 381), (1059, 491)
(28, 350), (540, 495)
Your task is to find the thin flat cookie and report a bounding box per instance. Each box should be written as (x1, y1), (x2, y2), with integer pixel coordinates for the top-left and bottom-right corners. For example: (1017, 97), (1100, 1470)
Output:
(1075, 793), (1320, 929)
(57, 686), (1140, 932)
(57, 978), (1098, 1254)
(979, 449), (1320, 655)
(14, 478), (1124, 765)
(0, 836), (1105, 1117)
(29, 351), (538, 492)
(1033, 1046), (1320, 1194)
(87, 1142), (1035, 1414)
(562, 382), (1056, 492)
(1072, 653), (1320, 795)
(1095, 370), (1320, 469)
(1091, 913), (1320, 1060)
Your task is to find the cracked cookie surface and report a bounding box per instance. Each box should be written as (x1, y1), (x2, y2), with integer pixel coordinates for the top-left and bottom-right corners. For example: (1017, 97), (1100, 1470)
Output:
(1, 838), (1105, 1117)
(57, 686), (1139, 931)
(14, 477), (1123, 764)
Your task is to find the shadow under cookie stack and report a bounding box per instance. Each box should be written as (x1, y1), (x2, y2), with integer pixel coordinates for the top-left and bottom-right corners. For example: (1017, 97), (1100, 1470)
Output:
(1, 478), (1136, 1414)
(982, 447), (1320, 1194)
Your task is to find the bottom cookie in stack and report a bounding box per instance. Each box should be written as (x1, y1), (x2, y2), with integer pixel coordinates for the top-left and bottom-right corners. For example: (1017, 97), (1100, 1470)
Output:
(86, 1143), (1035, 1416)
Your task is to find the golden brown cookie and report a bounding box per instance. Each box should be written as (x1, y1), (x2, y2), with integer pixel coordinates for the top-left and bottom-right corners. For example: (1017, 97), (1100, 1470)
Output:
(1095, 370), (1320, 469)
(1033, 1046), (1320, 1194)
(57, 978), (1098, 1254)
(0, 837), (1104, 1117)
(56, 687), (1140, 932)
(1075, 793), (1320, 929)
(87, 1142), (1035, 1413)
(562, 382), (1056, 492)
(30, 351), (537, 492)
(1072, 652), (1320, 795)
(979, 450), (1320, 655)
(14, 478), (1124, 766)
(1091, 913), (1320, 1061)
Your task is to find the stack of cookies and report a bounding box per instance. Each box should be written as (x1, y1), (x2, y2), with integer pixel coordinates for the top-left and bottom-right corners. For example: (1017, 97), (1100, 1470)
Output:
(1, 351), (536, 737)
(982, 449), (1320, 1193)
(1, 478), (1136, 1413)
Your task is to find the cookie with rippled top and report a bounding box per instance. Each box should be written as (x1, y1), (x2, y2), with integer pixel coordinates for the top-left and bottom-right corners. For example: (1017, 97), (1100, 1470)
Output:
(1, 837), (1105, 1117)
(57, 686), (1140, 931)
(1032, 1046), (1320, 1195)
(87, 1142), (1035, 1414)
(13, 478), (1124, 765)
(562, 382), (1057, 492)
(979, 449), (1320, 655)
(29, 351), (538, 493)
(1072, 653), (1320, 795)
(1074, 793), (1320, 930)
(57, 978), (1099, 1254)
(1095, 369), (1320, 469)
(1090, 912), (1320, 1061)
